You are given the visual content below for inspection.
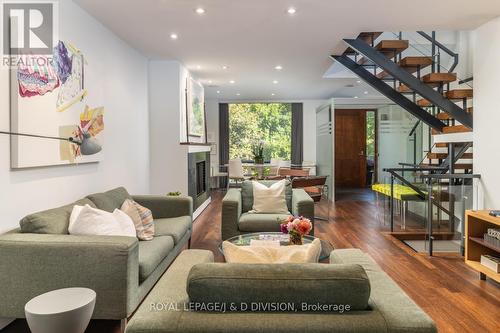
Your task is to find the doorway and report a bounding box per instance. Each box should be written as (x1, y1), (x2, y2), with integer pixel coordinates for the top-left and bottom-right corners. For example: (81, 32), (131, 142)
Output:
(334, 109), (377, 201)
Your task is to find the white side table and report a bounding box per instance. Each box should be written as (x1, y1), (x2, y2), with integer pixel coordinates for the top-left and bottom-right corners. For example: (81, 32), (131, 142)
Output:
(25, 288), (96, 333)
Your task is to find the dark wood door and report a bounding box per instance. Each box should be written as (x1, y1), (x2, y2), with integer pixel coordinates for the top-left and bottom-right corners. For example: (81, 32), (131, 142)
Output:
(335, 109), (367, 188)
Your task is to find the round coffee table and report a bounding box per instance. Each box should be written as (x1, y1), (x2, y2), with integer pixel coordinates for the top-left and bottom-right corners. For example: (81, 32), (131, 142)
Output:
(25, 288), (96, 333)
(220, 232), (334, 260)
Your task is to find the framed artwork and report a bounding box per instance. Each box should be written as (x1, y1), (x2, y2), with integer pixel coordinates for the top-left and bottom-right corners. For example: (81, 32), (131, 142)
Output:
(10, 41), (104, 168)
(187, 77), (205, 138)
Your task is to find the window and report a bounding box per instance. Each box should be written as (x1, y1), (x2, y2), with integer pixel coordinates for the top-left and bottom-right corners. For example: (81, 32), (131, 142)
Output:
(229, 103), (292, 162)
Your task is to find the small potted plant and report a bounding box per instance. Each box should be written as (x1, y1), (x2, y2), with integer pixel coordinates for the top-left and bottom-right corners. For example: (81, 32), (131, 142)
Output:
(280, 216), (313, 245)
(252, 140), (265, 165)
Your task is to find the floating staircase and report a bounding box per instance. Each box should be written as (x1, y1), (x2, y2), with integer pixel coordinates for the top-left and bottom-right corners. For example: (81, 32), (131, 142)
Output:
(332, 31), (474, 175)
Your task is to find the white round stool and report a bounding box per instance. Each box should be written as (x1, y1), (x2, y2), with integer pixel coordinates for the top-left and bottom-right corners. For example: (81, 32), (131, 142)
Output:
(25, 288), (96, 333)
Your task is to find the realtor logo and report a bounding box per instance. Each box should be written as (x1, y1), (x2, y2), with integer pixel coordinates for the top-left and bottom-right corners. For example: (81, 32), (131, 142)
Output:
(2, 2), (54, 55)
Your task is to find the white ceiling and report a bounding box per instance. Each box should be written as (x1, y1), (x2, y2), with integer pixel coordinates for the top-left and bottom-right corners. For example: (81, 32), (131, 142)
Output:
(75, 0), (500, 101)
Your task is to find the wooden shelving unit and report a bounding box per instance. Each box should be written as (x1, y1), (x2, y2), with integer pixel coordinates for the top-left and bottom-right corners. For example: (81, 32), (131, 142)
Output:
(465, 210), (500, 282)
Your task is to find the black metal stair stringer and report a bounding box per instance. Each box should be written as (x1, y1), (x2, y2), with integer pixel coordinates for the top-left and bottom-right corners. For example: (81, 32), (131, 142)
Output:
(343, 38), (473, 129)
(332, 54), (445, 131)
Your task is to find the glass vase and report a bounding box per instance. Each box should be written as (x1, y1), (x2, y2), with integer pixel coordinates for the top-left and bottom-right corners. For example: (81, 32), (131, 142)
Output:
(289, 233), (303, 245)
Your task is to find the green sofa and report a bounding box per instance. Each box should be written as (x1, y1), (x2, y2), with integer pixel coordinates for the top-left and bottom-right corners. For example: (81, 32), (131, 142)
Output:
(0, 187), (193, 322)
(125, 249), (437, 333)
(221, 180), (314, 240)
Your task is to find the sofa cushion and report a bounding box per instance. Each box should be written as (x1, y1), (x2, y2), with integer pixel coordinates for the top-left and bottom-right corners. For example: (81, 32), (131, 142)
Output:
(241, 180), (292, 213)
(238, 213), (289, 232)
(19, 198), (96, 234)
(154, 216), (191, 244)
(86, 187), (131, 212)
(187, 262), (371, 311)
(138, 236), (174, 282)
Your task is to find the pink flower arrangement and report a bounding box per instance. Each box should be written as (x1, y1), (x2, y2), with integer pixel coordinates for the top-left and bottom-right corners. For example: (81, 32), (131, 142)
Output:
(280, 216), (312, 237)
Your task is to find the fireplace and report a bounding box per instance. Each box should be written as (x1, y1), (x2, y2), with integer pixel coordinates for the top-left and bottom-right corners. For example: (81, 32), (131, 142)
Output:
(188, 152), (210, 211)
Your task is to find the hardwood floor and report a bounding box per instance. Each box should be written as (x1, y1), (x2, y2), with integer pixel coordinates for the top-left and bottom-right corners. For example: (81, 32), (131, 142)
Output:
(4, 191), (499, 333)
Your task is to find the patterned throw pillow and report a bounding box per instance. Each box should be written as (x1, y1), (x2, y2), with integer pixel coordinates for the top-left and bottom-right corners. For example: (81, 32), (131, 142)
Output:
(121, 199), (155, 241)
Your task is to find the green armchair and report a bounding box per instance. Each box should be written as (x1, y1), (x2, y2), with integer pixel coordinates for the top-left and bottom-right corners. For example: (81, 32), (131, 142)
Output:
(221, 180), (314, 240)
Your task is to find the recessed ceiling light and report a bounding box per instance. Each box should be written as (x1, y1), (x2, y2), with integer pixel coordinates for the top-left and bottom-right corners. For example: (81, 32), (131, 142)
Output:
(364, 91), (368, 94)
(354, 96), (359, 99)
(275, 65), (283, 70)
(236, 93), (241, 96)
(170, 33), (178, 40)
(356, 80), (361, 84)
(216, 90), (220, 94)
(273, 80), (279, 84)
(287, 7), (296, 15)
(208, 80), (212, 84)
(196, 65), (201, 69)
(271, 93), (275, 96)
(229, 80), (235, 84)
(195, 7), (205, 14)
(222, 65), (228, 70)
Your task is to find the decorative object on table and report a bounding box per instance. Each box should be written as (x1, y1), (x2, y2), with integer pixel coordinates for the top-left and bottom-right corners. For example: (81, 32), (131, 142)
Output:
(488, 210), (500, 217)
(186, 77), (206, 138)
(10, 40), (104, 168)
(167, 191), (182, 196)
(24, 287), (96, 333)
(222, 238), (321, 263)
(250, 179), (289, 214)
(484, 228), (500, 248)
(280, 215), (313, 245)
(252, 139), (265, 165)
(480, 254), (500, 273)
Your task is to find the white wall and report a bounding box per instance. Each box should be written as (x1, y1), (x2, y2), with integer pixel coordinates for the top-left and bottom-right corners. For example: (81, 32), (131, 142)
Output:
(205, 99), (326, 169)
(148, 61), (189, 195)
(0, 1), (150, 232)
(473, 16), (500, 209)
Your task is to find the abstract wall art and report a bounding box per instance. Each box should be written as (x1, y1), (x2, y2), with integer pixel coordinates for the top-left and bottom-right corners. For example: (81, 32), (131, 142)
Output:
(10, 40), (104, 168)
(187, 77), (205, 138)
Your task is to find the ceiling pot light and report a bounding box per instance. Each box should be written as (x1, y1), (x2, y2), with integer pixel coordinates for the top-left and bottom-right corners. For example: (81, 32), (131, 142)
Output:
(273, 80), (279, 84)
(170, 33), (178, 40)
(216, 90), (220, 94)
(271, 93), (275, 96)
(208, 80), (213, 84)
(275, 65), (283, 70)
(222, 65), (228, 70)
(364, 91), (368, 94)
(354, 96), (359, 99)
(356, 80), (361, 84)
(236, 93), (241, 96)
(196, 65), (201, 69)
(287, 7), (296, 15)
(195, 7), (205, 14)
(229, 80), (235, 84)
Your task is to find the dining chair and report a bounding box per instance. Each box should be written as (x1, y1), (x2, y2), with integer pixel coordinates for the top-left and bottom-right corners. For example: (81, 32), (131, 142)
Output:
(291, 176), (329, 221)
(269, 158), (281, 177)
(228, 158), (247, 188)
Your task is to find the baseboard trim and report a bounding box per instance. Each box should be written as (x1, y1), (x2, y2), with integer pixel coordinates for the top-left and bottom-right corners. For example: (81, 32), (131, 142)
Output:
(193, 197), (211, 220)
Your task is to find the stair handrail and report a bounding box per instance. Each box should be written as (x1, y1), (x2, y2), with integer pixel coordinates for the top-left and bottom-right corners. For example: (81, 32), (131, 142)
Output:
(416, 31), (459, 73)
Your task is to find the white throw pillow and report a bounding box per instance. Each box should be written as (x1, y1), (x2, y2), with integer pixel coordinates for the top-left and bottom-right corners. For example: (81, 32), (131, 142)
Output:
(68, 204), (136, 237)
(251, 180), (289, 214)
(222, 238), (321, 264)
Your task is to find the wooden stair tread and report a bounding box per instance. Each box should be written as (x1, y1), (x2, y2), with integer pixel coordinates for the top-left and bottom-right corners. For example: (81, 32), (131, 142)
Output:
(437, 108), (473, 120)
(422, 73), (457, 84)
(435, 142), (472, 147)
(377, 56), (432, 79)
(446, 89), (473, 99)
(432, 125), (472, 135)
(421, 163), (473, 170)
(344, 32), (383, 55)
(358, 40), (408, 65)
(417, 98), (432, 107)
(427, 152), (473, 159)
